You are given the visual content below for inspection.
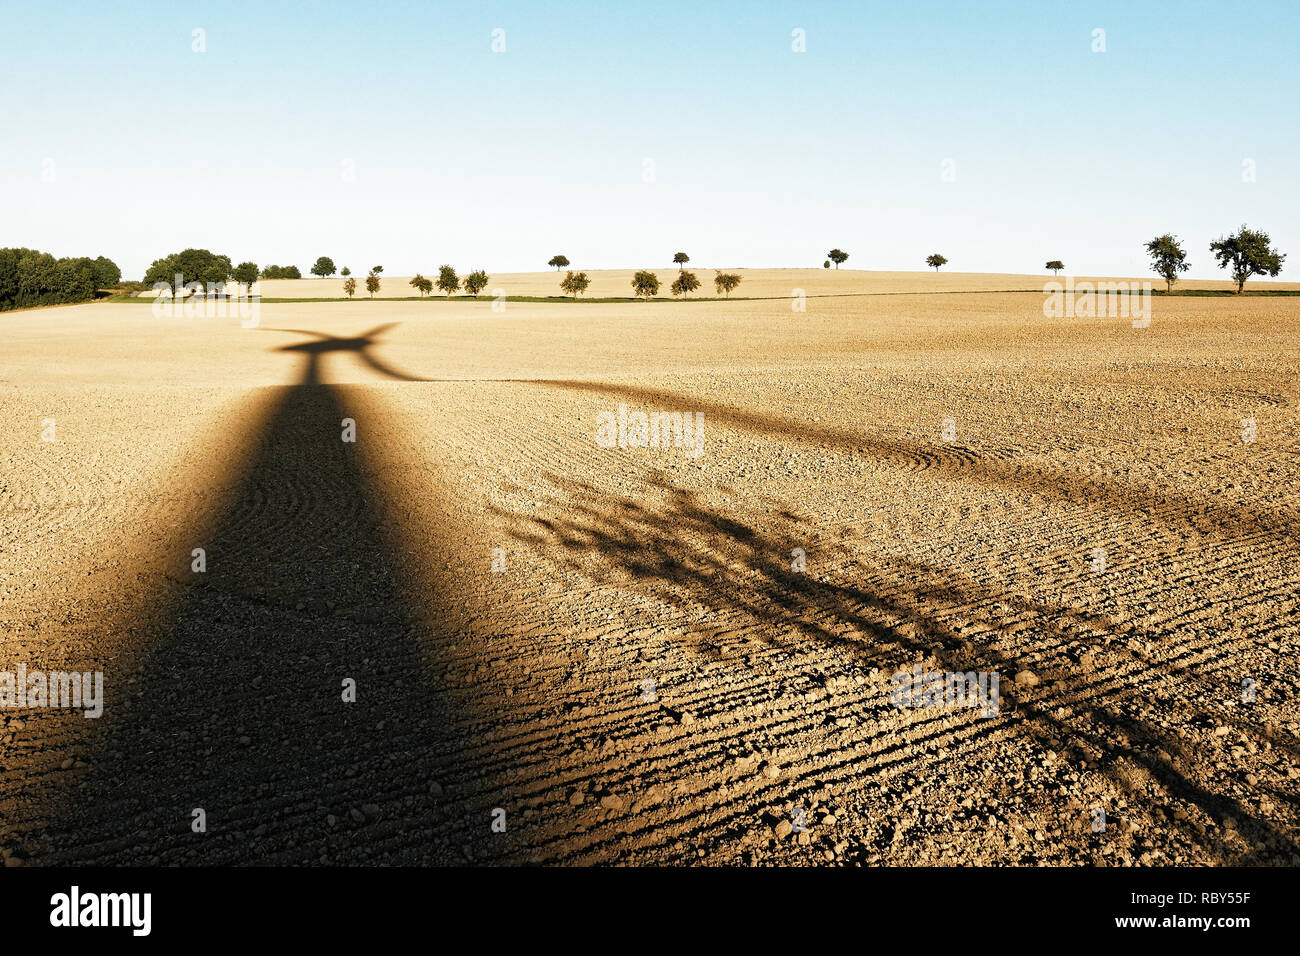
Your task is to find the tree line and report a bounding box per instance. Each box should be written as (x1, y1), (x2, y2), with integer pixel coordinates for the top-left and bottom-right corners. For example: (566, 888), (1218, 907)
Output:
(0, 248), (121, 312)
(820, 227), (1285, 293)
(546, 252), (742, 300)
(336, 252), (745, 301)
(398, 266), (490, 299)
(12, 231), (1282, 312)
(141, 250), (322, 289)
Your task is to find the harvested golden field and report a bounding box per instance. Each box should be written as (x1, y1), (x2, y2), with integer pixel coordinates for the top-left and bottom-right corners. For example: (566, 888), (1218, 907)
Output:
(2, 285), (1298, 866)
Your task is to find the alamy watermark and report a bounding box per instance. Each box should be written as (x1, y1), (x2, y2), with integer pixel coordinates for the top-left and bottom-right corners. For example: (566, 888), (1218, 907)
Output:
(1, 664), (103, 718)
(596, 404), (704, 458)
(891, 664), (999, 717)
(1043, 278), (1151, 326)
(50, 886), (150, 936)
(151, 275), (261, 326)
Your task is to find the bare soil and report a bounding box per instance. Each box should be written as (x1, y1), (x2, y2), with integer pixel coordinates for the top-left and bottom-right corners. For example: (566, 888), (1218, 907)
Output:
(2, 278), (1297, 865)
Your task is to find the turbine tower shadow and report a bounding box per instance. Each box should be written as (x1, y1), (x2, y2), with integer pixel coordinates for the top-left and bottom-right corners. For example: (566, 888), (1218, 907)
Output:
(44, 324), (488, 864)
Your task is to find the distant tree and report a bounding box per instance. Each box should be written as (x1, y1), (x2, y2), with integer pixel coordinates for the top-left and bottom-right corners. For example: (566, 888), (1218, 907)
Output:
(343, 277), (357, 298)
(926, 253), (948, 271)
(1, 248), (25, 305)
(631, 270), (660, 300)
(143, 248), (232, 288)
(560, 270), (591, 299)
(436, 265), (459, 297)
(823, 260), (831, 269)
(828, 249), (848, 269)
(464, 270), (489, 298)
(1145, 234), (1191, 293)
(233, 261), (259, 289)
(548, 255), (570, 271)
(5, 250), (55, 307)
(409, 274), (430, 296)
(371, 265), (384, 275)
(92, 256), (122, 289)
(341, 266), (351, 277)
(310, 256), (336, 278)
(673, 252), (690, 271)
(671, 270), (701, 298)
(284, 265), (302, 279)
(1210, 225), (1286, 294)
(1045, 260), (1064, 275)
(714, 271), (742, 297)
(365, 274), (381, 298)
(65, 258), (97, 300)
(56, 257), (96, 301)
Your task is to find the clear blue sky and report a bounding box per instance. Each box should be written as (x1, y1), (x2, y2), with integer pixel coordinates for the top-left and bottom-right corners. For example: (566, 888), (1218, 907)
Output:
(2, 0), (1296, 280)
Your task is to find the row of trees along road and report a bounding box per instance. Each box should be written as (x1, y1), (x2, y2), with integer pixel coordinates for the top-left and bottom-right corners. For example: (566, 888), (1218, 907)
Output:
(545, 253), (743, 299)
(559, 267), (744, 300)
(132, 228), (1287, 304)
(401, 266), (489, 298)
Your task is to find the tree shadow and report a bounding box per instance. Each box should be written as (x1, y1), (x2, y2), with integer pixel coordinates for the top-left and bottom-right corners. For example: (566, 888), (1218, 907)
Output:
(501, 472), (1297, 864)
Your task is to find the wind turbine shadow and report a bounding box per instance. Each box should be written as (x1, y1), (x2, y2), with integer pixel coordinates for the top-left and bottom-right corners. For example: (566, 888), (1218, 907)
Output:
(266, 323), (431, 384)
(41, 325), (502, 864)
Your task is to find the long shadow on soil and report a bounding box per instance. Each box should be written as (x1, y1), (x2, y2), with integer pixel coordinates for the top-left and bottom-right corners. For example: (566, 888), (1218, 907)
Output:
(515, 379), (1299, 546)
(43, 367), (490, 864)
(504, 474), (1297, 864)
